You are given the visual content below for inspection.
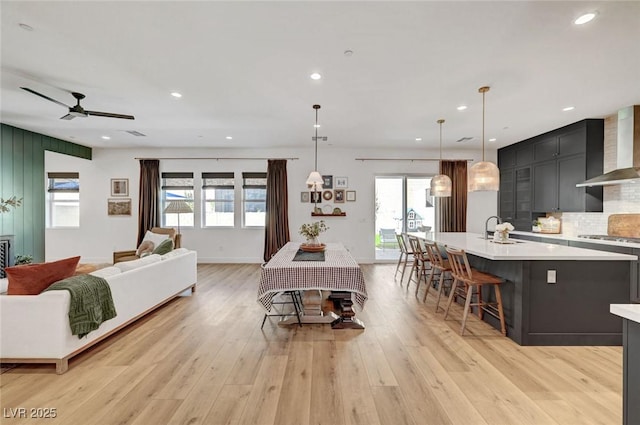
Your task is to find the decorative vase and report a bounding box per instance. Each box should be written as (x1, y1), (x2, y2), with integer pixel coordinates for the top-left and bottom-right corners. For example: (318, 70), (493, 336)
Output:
(306, 236), (320, 246)
(494, 231), (509, 242)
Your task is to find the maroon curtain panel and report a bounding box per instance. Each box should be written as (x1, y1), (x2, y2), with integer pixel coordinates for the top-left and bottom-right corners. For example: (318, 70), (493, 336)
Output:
(438, 160), (468, 232)
(137, 159), (160, 246)
(263, 159), (290, 262)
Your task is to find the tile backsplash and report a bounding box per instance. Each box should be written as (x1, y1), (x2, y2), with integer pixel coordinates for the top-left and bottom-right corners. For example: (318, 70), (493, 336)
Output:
(557, 113), (640, 236)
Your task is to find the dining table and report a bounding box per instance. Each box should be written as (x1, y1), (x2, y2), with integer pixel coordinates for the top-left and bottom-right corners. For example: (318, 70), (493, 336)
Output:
(257, 241), (368, 329)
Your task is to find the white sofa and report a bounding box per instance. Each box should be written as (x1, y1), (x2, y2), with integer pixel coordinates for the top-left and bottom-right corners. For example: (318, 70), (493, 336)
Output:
(0, 248), (197, 373)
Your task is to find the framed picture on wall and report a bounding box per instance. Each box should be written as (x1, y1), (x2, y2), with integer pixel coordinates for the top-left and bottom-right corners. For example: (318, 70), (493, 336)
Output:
(334, 189), (345, 203)
(322, 175), (333, 189)
(107, 198), (132, 216)
(335, 177), (348, 188)
(310, 191), (322, 203)
(301, 192), (310, 203)
(346, 190), (356, 202)
(111, 178), (129, 196)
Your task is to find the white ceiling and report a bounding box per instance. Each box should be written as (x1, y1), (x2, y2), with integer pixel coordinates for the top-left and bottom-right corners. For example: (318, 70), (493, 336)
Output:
(1, 1), (639, 152)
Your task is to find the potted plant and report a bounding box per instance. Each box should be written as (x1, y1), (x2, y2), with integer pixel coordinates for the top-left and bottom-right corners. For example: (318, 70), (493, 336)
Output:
(299, 220), (328, 247)
(532, 219), (541, 233)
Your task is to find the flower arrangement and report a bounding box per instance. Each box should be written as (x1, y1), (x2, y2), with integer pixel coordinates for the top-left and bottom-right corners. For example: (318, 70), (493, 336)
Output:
(494, 222), (514, 241)
(299, 220), (328, 245)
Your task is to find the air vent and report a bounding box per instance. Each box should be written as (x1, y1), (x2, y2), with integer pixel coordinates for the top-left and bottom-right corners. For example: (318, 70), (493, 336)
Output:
(455, 137), (473, 143)
(312, 136), (328, 142)
(125, 130), (147, 137)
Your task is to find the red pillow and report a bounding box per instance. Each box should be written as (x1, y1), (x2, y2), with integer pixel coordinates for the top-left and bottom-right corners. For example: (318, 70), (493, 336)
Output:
(6, 256), (81, 295)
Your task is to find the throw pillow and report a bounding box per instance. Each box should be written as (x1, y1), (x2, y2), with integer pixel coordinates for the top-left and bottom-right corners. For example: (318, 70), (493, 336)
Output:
(6, 256), (81, 295)
(152, 238), (174, 256)
(142, 230), (170, 247)
(136, 240), (155, 257)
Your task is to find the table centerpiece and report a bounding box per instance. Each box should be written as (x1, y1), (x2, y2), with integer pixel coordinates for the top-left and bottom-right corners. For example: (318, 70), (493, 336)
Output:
(299, 220), (328, 251)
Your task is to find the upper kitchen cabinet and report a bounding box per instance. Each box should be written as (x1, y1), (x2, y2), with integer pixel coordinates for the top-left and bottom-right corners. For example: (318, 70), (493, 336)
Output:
(499, 119), (604, 214)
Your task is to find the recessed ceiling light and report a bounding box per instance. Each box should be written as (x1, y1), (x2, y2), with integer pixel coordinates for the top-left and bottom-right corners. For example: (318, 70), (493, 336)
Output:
(171, 92), (182, 98)
(457, 105), (467, 111)
(563, 106), (575, 111)
(226, 136), (233, 140)
(574, 12), (597, 25)
(19, 23), (34, 31)
(101, 136), (111, 140)
(415, 137), (422, 142)
(489, 138), (496, 142)
(310, 73), (322, 80)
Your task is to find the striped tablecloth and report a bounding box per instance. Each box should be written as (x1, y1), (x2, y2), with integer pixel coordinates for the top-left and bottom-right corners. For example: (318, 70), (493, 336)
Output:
(257, 242), (368, 312)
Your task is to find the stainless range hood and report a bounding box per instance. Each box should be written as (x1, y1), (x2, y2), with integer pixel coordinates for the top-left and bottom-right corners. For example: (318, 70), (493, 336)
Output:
(576, 105), (640, 187)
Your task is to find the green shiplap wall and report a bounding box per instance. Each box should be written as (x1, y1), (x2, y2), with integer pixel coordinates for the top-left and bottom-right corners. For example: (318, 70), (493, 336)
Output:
(0, 124), (91, 262)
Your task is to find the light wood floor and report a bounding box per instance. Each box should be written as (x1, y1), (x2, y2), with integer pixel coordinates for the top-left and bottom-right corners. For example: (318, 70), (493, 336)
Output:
(0, 264), (622, 425)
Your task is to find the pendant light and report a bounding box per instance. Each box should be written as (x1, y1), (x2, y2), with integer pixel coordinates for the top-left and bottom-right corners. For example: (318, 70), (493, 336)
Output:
(430, 119), (452, 197)
(306, 104), (324, 196)
(468, 86), (500, 191)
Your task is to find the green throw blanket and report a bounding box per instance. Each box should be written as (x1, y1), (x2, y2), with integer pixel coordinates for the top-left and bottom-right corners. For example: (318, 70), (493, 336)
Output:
(44, 274), (117, 339)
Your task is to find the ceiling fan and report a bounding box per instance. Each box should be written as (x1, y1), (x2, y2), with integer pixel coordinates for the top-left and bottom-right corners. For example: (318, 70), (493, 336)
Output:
(20, 87), (135, 120)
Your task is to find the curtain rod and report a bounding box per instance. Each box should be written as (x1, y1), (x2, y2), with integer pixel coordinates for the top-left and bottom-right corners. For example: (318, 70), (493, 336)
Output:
(134, 157), (298, 161)
(354, 158), (474, 162)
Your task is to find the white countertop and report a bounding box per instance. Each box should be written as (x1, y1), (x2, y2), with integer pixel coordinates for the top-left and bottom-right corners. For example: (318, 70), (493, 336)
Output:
(410, 232), (638, 261)
(610, 304), (640, 324)
(510, 230), (640, 249)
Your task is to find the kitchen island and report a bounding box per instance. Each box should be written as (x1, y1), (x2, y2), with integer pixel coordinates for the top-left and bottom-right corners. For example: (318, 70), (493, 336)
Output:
(414, 232), (637, 345)
(610, 304), (640, 425)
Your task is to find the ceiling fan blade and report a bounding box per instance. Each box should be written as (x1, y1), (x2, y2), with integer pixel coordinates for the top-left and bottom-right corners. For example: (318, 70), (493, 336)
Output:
(60, 113), (76, 120)
(21, 87), (70, 109)
(86, 110), (135, 120)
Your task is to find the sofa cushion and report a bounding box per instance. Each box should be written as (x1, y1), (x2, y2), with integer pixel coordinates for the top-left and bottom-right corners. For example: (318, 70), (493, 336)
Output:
(136, 240), (155, 257)
(152, 238), (174, 256)
(114, 254), (161, 272)
(90, 266), (122, 279)
(142, 230), (170, 248)
(5, 256), (81, 295)
(160, 248), (189, 260)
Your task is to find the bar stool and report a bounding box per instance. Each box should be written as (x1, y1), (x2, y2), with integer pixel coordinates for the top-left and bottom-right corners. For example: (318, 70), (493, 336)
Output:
(422, 241), (453, 308)
(443, 247), (506, 336)
(407, 235), (431, 295)
(394, 233), (413, 285)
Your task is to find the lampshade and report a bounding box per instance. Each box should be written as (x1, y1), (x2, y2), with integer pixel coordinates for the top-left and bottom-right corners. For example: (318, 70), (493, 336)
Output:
(306, 171), (323, 188)
(469, 86), (500, 192)
(468, 161), (500, 191)
(431, 119), (452, 197)
(164, 200), (193, 214)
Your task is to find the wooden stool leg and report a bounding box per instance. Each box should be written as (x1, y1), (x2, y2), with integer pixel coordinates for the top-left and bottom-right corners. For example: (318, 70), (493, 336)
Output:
(443, 278), (458, 320)
(494, 284), (507, 336)
(423, 268), (435, 302)
(433, 270), (446, 308)
(460, 284), (475, 336)
(400, 255), (408, 284)
(478, 286), (484, 320)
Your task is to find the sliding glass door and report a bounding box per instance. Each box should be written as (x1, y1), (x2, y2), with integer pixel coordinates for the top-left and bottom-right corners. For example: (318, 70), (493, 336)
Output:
(374, 176), (434, 261)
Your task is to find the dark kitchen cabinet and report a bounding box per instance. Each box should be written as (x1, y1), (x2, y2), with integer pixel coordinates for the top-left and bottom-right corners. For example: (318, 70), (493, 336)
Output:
(499, 166), (531, 230)
(501, 119), (604, 216)
(533, 160), (557, 212)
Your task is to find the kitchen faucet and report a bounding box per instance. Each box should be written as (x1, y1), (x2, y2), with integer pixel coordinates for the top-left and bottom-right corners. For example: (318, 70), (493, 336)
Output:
(485, 216), (503, 240)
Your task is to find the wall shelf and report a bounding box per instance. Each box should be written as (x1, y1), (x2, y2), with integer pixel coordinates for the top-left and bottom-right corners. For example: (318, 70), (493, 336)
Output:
(311, 213), (346, 217)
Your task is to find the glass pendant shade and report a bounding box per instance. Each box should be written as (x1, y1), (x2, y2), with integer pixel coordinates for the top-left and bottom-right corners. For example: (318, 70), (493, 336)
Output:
(468, 161), (500, 191)
(430, 173), (452, 197)
(469, 86), (500, 192)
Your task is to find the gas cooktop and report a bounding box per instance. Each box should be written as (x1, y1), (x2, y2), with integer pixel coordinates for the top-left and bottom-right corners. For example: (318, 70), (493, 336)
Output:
(577, 235), (640, 243)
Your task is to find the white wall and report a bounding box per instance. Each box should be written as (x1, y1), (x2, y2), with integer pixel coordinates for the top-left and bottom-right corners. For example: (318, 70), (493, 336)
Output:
(45, 146), (497, 264)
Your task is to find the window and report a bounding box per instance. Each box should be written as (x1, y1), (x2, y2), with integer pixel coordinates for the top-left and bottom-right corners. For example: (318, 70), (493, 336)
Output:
(202, 172), (234, 227)
(161, 172), (194, 227)
(47, 172), (80, 228)
(243, 172), (267, 227)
